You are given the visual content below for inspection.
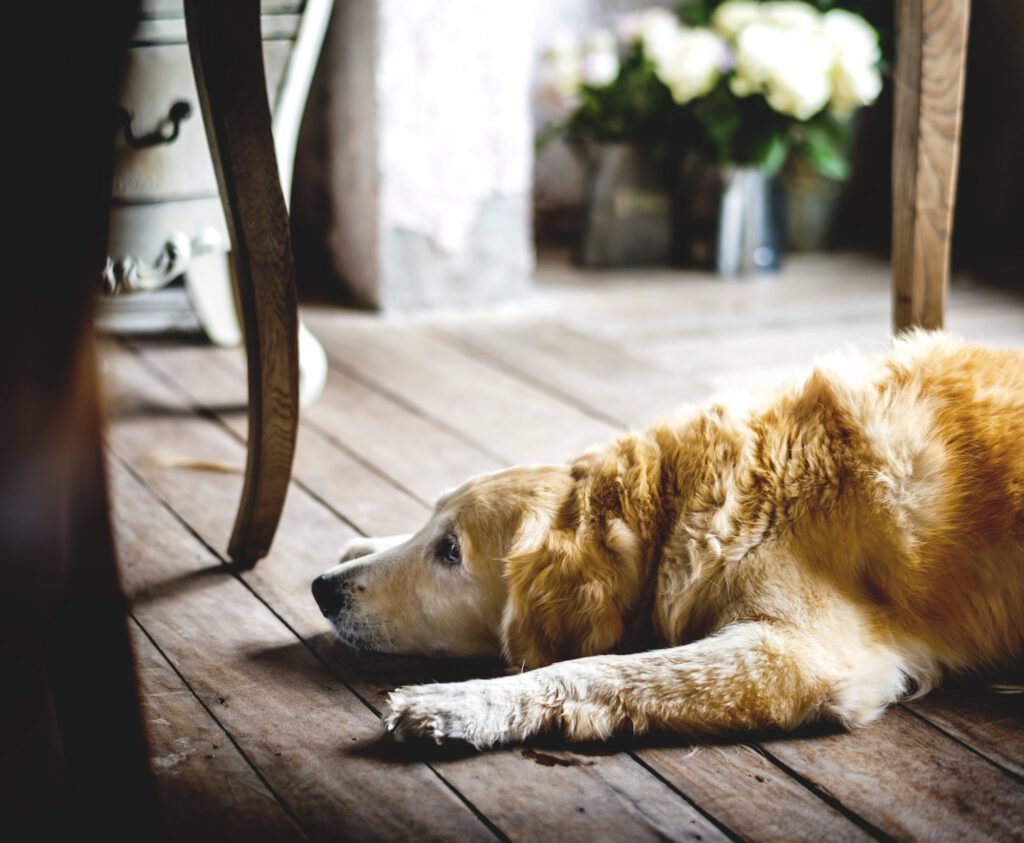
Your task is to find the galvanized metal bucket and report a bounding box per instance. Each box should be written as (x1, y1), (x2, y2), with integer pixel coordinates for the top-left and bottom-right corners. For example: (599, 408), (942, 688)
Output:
(574, 142), (674, 268)
(715, 166), (783, 276)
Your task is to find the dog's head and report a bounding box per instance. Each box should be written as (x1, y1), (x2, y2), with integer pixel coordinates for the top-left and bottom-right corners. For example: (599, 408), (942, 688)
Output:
(312, 445), (658, 668)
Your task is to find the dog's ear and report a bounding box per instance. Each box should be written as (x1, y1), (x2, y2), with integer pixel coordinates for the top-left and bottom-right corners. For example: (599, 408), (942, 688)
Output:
(500, 529), (629, 669)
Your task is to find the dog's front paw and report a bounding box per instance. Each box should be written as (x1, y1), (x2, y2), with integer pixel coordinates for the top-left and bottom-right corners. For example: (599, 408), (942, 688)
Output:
(384, 676), (553, 749)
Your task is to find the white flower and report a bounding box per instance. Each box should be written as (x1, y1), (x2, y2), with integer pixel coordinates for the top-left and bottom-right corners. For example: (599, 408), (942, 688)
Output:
(830, 59), (882, 117)
(822, 9), (882, 117)
(763, 39), (834, 119)
(619, 8), (726, 105)
(715, 0), (821, 39)
(731, 22), (834, 119)
(759, 1), (822, 32)
(581, 28), (620, 87)
(537, 31), (583, 119)
(618, 7), (680, 64)
(716, 1), (765, 39)
(712, 1), (763, 39)
(651, 28), (728, 105)
(822, 9), (881, 64)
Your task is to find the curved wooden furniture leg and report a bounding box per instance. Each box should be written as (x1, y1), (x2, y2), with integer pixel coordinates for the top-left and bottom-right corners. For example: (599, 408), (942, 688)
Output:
(185, 0), (299, 567)
(892, 0), (970, 331)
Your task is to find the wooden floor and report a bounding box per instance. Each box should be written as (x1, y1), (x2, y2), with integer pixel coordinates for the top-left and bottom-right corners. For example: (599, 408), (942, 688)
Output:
(102, 253), (1024, 842)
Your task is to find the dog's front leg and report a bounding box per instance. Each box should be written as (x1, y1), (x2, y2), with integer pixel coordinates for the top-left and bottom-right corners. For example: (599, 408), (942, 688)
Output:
(385, 621), (902, 747)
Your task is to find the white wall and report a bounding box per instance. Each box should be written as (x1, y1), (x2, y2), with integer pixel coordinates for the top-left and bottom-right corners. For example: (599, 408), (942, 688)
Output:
(319, 0), (537, 311)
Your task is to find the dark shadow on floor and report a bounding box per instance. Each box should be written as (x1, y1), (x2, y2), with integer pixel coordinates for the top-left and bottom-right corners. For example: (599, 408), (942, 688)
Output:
(129, 563), (235, 608)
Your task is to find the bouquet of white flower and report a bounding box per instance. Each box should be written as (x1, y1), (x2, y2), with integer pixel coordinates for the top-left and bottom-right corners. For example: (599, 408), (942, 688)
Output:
(537, 0), (884, 180)
(536, 12), (693, 149)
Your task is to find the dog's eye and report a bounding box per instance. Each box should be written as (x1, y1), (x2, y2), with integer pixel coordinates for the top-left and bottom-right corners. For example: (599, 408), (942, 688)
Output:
(437, 536), (461, 567)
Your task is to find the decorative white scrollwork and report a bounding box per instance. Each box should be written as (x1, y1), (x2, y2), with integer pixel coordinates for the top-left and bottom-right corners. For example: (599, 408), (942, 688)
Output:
(102, 227), (223, 295)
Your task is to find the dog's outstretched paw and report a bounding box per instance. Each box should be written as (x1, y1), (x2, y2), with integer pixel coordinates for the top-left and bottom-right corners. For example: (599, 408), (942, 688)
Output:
(384, 684), (484, 747)
(384, 677), (549, 749)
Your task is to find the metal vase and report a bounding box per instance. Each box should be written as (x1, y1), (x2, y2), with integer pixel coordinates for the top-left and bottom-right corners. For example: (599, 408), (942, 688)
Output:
(715, 166), (783, 276)
(575, 142), (673, 267)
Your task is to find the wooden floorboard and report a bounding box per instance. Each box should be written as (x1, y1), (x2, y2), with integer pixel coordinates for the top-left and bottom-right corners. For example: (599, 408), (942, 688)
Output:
(905, 689), (1024, 779)
(426, 319), (708, 429)
(104, 253), (1024, 840)
(110, 459), (496, 843)
(301, 314), (619, 465)
(132, 621), (308, 842)
(760, 710), (1024, 841)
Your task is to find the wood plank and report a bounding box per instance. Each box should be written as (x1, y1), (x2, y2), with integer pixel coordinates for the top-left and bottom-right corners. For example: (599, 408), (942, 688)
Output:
(111, 459), (495, 842)
(907, 685), (1024, 779)
(301, 363), (506, 503)
(302, 310), (618, 465)
(892, 0), (970, 330)
(631, 305), (1024, 381)
(117, 340), (432, 535)
(763, 709), (1023, 841)
(420, 747), (730, 843)
(132, 622), (307, 841)
(944, 309), (1024, 350)
(105, 346), (735, 842)
(532, 253), (892, 344)
(124, 339), (502, 508)
(428, 318), (708, 429)
(629, 318), (890, 382)
(533, 253), (1020, 349)
(634, 744), (872, 843)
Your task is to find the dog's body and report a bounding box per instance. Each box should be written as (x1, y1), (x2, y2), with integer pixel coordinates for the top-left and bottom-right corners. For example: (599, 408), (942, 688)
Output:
(313, 332), (1024, 747)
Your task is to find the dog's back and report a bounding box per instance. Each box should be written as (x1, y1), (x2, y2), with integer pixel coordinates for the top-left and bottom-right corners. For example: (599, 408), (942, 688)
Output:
(825, 333), (1024, 673)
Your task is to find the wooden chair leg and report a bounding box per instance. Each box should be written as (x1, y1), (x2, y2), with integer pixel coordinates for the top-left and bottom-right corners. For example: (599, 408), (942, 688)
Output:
(892, 0), (971, 331)
(185, 0), (300, 566)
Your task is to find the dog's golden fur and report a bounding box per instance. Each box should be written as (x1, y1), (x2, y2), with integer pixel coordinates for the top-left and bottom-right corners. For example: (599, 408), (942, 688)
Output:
(313, 332), (1024, 747)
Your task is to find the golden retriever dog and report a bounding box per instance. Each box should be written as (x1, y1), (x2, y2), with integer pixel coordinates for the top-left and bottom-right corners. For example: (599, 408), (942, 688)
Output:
(312, 332), (1024, 748)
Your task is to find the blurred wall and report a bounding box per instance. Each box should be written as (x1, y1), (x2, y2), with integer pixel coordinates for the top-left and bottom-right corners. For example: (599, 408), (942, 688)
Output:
(294, 0), (536, 310)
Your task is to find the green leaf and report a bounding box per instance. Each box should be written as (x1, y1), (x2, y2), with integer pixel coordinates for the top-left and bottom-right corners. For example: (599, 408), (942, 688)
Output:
(754, 132), (789, 175)
(677, 1), (713, 26)
(802, 126), (851, 180)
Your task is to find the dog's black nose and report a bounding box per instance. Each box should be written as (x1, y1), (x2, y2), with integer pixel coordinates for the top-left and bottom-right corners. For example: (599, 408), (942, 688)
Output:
(312, 574), (348, 617)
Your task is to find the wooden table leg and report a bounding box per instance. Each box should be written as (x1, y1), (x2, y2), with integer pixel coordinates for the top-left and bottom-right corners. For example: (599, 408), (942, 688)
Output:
(892, 0), (971, 331)
(185, 0), (300, 566)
